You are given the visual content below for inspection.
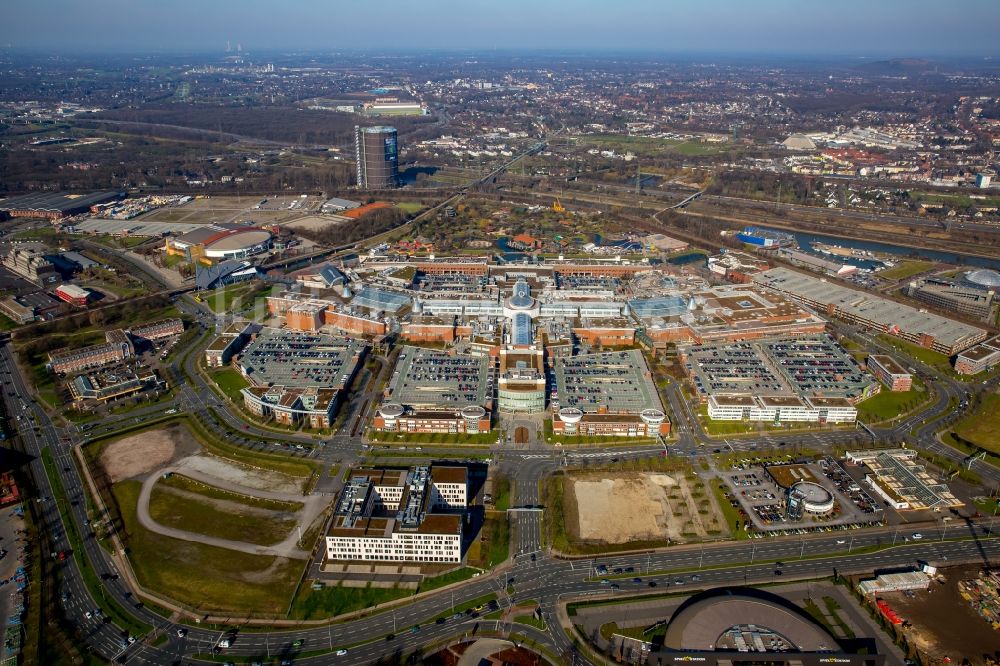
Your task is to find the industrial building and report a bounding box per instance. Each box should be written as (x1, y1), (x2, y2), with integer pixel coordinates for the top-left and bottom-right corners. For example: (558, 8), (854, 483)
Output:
(355, 125), (399, 189)
(954, 335), (1000, 375)
(753, 267), (988, 355)
(165, 223), (273, 263)
(845, 448), (963, 511)
(866, 354), (912, 391)
(778, 247), (857, 278)
(0, 191), (121, 219)
(325, 465), (467, 563)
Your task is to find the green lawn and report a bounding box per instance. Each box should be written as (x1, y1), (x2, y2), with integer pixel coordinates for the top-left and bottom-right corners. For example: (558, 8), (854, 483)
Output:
(210, 367), (250, 401)
(878, 260), (935, 281)
(201, 282), (265, 314)
(287, 584), (411, 621)
(418, 567), (479, 593)
(711, 480), (747, 540)
(876, 335), (956, 377)
(113, 481), (305, 615)
(367, 430), (495, 445)
(514, 613), (546, 630)
(148, 475), (300, 547)
(856, 378), (929, 423)
(395, 202), (426, 214)
(951, 392), (1000, 455)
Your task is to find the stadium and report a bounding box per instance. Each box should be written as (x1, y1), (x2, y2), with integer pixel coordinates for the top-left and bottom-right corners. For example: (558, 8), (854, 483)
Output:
(164, 223), (273, 263)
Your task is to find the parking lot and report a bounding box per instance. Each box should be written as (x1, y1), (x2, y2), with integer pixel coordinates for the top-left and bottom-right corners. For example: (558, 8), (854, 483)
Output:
(553, 350), (662, 413)
(385, 346), (493, 408)
(238, 328), (365, 390)
(717, 456), (885, 537)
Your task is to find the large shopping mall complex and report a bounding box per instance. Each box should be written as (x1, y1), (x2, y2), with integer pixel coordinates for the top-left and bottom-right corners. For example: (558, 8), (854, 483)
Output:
(205, 253), (989, 435)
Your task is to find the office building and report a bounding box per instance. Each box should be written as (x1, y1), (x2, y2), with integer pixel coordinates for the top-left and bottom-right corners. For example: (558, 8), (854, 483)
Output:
(907, 279), (994, 322)
(955, 336), (1000, 375)
(355, 125), (399, 189)
(2, 248), (60, 286)
(325, 466), (467, 563)
(867, 355), (912, 391)
(48, 330), (134, 374)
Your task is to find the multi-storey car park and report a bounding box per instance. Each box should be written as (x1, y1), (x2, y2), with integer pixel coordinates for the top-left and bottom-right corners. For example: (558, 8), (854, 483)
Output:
(236, 328), (366, 428)
(680, 334), (877, 424)
(373, 346), (494, 434)
(753, 267), (988, 356)
(551, 349), (670, 437)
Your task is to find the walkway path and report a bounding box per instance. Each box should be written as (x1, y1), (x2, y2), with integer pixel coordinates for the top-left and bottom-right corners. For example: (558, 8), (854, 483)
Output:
(135, 461), (332, 559)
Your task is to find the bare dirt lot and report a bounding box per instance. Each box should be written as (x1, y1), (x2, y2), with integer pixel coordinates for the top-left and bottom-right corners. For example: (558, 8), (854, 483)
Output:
(282, 215), (345, 233)
(569, 472), (726, 544)
(879, 564), (1000, 665)
(175, 454), (304, 494)
(99, 422), (201, 483)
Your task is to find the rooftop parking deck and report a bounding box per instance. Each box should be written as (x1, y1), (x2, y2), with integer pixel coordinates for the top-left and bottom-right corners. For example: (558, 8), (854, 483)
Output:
(237, 327), (365, 389)
(553, 349), (662, 414)
(385, 346), (493, 409)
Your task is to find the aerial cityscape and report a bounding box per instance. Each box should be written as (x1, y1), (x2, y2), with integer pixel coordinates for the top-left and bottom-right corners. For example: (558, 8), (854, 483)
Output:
(3, 1), (1000, 665)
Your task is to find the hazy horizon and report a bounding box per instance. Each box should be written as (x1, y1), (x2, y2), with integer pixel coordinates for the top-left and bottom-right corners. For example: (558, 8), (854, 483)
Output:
(3, 0), (999, 58)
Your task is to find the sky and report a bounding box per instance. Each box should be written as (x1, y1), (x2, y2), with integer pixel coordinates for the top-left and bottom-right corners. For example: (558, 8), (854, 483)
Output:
(3, 0), (1000, 57)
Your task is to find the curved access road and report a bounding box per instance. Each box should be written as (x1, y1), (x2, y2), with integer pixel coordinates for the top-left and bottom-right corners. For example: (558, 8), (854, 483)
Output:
(135, 462), (332, 559)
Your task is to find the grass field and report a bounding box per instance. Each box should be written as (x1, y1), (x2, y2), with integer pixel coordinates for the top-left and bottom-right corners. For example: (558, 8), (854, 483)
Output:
(876, 335), (956, 377)
(113, 480), (304, 615)
(367, 430), (495, 445)
(209, 367), (250, 401)
(395, 201), (426, 214)
(856, 378), (929, 423)
(287, 584), (411, 621)
(878, 260), (935, 281)
(418, 567), (479, 593)
(148, 475), (301, 547)
(952, 392), (1000, 454)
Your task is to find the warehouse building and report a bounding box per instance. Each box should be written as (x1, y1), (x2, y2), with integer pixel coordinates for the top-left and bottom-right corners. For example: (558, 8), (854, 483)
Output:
(753, 267), (987, 355)
(325, 465), (466, 563)
(0, 191), (121, 219)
